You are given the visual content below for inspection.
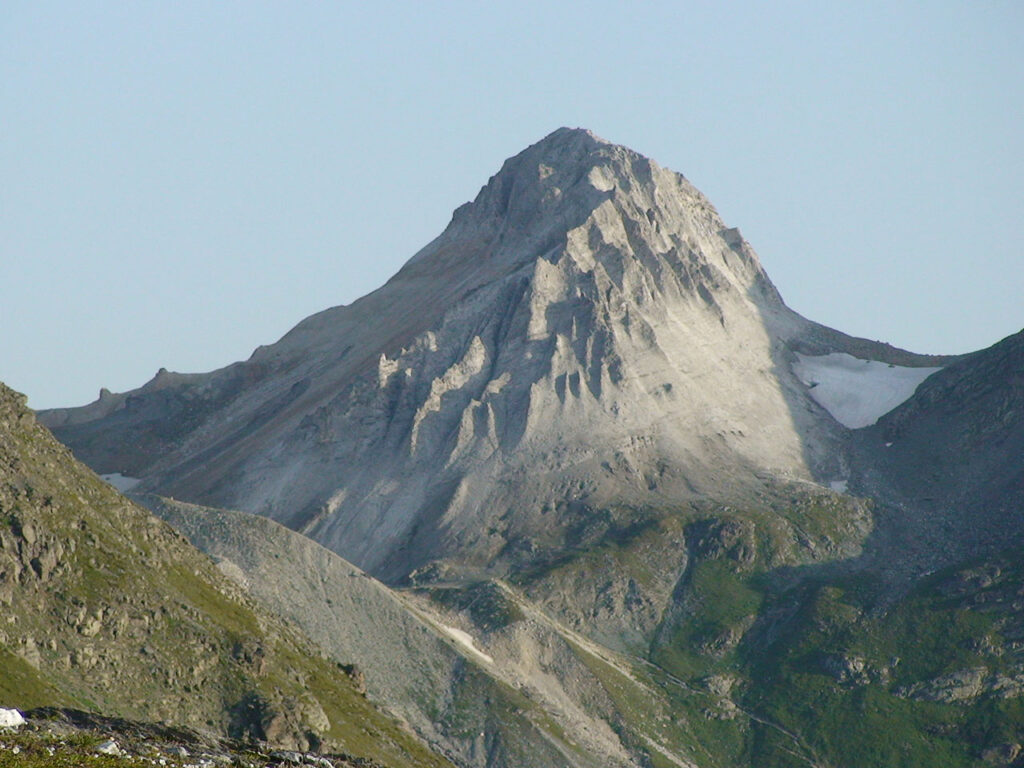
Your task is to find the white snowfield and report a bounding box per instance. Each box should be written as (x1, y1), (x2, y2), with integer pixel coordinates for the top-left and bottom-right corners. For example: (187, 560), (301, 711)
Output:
(793, 353), (943, 429)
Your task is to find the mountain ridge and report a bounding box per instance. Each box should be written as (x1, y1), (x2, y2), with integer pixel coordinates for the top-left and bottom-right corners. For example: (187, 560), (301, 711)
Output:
(40, 128), (958, 584)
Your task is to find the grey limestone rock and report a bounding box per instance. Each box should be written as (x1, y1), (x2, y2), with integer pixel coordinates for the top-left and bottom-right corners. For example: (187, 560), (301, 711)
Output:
(40, 128), (929, 585)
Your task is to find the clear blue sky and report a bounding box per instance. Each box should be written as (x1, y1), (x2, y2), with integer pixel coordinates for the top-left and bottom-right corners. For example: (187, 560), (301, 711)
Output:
(2, 1), (1022, 409)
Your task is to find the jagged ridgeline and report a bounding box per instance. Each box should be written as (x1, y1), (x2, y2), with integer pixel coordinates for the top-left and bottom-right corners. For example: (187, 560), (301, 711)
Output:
(0, 383), (452, 767)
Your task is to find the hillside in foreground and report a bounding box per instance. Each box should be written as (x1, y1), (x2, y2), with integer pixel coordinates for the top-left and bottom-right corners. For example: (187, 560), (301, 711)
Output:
(0, 382), (451, 768)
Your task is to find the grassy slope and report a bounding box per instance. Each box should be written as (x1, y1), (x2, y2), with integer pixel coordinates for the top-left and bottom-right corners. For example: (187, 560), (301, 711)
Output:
(743, 551), (1024, 767)
(503, 485), (1024, 767)
(0, 383), (450, 768)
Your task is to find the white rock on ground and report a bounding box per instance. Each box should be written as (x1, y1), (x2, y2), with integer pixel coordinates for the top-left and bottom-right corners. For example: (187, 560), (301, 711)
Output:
(96, 739), (122, 756)
(0, 708), (25, 728)
(441, 624), (494, 664)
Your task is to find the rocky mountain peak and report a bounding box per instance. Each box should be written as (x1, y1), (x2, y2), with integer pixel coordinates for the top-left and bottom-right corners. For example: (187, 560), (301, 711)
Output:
(40, 130), (905, 579)
(399, 127), (776, 311)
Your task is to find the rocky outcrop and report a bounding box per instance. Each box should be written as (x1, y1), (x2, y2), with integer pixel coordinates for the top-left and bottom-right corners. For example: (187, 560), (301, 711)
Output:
(896, 667), (1024, 704)
(819, 653), (892, 687)
(0, 706), (379, 767)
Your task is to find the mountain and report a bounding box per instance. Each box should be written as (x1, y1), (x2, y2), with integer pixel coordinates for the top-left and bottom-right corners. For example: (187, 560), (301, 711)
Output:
(34, 128), (1024, 767)
(39, 128), (950, 583)
(0, 381), (452, 768)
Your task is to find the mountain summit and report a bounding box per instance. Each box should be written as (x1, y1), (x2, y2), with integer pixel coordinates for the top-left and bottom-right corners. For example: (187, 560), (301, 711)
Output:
(41, 129), (945, 581)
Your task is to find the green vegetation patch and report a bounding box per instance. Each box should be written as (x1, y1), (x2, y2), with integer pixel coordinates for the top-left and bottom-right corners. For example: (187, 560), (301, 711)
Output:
(163, 563), (261, 639)
(739, 549), (1024, 767)
(508, 507), (676, 587)
(0, 648), (69, 711)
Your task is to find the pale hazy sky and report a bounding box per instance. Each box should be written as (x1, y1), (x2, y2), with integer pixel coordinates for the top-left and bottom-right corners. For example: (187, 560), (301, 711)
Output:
(2, 2), (1022, 409)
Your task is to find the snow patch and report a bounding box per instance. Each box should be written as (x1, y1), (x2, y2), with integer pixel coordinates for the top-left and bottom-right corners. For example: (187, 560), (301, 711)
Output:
(100, 473), (141, 492)
(441, 625), (493, 664)
(793, 353), (942, 429)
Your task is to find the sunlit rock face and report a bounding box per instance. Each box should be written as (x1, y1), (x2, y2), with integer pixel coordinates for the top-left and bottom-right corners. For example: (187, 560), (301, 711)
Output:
(40, 128), (944, 580)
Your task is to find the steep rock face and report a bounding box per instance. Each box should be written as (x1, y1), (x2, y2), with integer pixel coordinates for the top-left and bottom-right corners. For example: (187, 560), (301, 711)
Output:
(847, 328), (1024, 575)
(40, 128), (945, 580)
(871, 328), (1024, 506)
